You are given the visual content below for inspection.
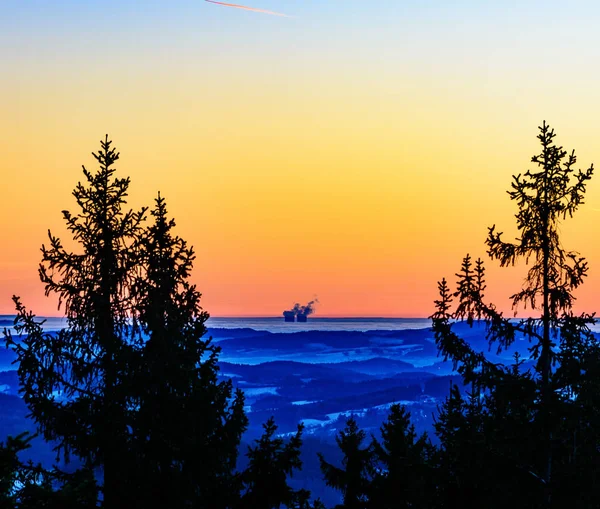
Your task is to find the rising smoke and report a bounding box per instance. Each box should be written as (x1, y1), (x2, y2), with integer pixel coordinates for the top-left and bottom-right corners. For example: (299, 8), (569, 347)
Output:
(285, 299), (319, 317)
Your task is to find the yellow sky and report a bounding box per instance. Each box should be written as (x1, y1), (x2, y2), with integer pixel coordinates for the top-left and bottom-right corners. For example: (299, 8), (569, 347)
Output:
(1, 1), (600, 317)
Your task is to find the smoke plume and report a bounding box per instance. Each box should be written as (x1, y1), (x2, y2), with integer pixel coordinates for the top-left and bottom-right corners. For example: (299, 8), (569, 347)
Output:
(286, 299), (319, 317)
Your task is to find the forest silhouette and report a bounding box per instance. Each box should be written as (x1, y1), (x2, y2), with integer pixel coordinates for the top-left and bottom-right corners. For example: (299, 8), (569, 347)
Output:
(2, 122), (600, 508)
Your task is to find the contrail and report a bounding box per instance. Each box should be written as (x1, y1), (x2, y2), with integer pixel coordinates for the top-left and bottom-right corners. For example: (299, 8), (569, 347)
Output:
(205, 0), (290, 17)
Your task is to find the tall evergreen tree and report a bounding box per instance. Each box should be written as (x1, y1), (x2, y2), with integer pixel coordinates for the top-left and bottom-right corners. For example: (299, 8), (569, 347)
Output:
(433, 384), (478, 506)
(431, 121), (597, 507)
(318, 418), (375, 509)
(4, 136), (310, 508)
(370, 404), (435, 509)
(132, 194), (247, 509)
(239, 417), (305, 509)
(5, 136), (147, 507)
(486, 121), (593, 496)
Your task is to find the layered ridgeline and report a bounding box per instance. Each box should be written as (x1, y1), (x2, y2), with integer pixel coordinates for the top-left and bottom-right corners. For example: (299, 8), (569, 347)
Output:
(4, 318), (600, 506)
(2, 318), (543, 439)
(0, 319), (540, 506)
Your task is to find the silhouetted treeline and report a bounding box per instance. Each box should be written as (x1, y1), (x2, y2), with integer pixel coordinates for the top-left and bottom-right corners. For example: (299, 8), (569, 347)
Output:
(3, 122), (600, 508)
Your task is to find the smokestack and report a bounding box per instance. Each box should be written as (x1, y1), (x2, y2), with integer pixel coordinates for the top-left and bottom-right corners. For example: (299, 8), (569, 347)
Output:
(282, 298), (319, 322)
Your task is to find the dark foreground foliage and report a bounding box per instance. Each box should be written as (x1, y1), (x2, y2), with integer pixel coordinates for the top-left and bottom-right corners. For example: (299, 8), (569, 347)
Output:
(3, 122), (600, 508)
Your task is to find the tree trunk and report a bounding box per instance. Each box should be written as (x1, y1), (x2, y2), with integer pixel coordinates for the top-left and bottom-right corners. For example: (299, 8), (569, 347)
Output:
(99, 195), (122, 509)
(541, 166), (552, 508)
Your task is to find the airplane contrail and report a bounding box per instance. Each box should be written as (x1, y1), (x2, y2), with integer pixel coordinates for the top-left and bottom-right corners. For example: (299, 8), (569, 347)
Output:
(205, 0), (290, 17)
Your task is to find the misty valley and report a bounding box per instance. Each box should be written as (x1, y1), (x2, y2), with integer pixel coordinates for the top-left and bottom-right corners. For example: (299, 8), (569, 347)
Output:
(0, 318), (555, 505)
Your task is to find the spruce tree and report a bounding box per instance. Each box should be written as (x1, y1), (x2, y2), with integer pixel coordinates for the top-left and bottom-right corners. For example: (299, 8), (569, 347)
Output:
(318, 418), (375, 509)
(370, 404), (435, 509)
(239, 417), (304, 509)
(5, 137), (301, 508)
(5, 136), (147, 507)
(433, 384), (475, 506)
(132, 194), (247, 509)
(431, 121), (597, 507)
(486, 121), (593, 497)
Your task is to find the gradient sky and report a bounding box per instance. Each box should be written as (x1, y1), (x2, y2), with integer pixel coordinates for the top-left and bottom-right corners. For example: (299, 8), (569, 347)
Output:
(2, 1), (600, 317)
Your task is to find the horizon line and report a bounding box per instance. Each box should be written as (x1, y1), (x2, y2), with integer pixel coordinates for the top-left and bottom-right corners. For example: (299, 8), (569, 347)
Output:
(1, 314), (432, 320)
(3, 314), (579, 321)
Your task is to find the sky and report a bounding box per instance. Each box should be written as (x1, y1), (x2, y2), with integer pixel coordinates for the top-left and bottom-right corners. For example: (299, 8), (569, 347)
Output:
(2, 0), (600, 318)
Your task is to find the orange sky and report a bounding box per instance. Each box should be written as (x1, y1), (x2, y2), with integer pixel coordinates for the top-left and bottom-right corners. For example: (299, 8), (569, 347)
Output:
(2, 1), (600, 318)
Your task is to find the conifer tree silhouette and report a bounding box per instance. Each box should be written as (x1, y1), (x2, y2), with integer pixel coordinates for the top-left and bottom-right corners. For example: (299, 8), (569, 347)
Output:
(6, 136), (147, 507)
(0, 431), (98, 509)
(431, 121), (597, 508)
(4, 136), (309, 508)
(239, 417), (305, 509)
(486, 121), (593, 498)
(370, 404), (434, 509)
(318, 418), (375, 509)
(131, 194), (248, 509)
